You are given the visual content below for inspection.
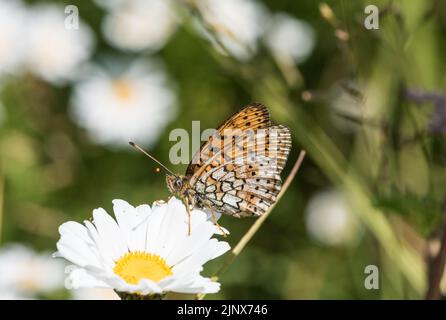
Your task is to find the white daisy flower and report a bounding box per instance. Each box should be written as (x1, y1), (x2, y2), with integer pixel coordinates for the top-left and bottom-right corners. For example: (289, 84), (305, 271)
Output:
(24, 4), (94, 84)
(0, 244), (66, 298)
(70, 59), (177, 149)
(194, 0), (268, 61)
(264, 13), (316, 64)
(305, 189), (362, 247)
(0, 0), (27, 76)
(102, 0), (178, 52)
(55, 197), (230, 297)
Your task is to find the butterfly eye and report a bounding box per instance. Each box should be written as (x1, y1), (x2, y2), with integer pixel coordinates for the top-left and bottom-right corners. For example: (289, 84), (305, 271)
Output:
(175, 179), (183, 188)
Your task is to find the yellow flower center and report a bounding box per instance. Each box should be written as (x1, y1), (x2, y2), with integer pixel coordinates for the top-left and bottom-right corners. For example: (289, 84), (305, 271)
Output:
(113, 251), (173, 284)
(112, 79), (134, 102)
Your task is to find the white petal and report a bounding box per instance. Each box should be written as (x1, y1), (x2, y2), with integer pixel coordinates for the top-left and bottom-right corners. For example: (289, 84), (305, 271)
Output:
(145, 203), (167, 254)
(153, 200), (184, 257)
(113, 277), (163, 295)
(162, 273), (221, 294)
(59, 221), (93, 245)
(136, 204), (151, 214)
(112, 199), (135, 249)
(57, 233), (102, 269)
(172, 239), (229, 276)
(175, 280), (220, 294)
(83, 220), (115, 269)
(65, 266), (111, 289)
(92, 208), (127, 260)
(166, 220), (216, 266)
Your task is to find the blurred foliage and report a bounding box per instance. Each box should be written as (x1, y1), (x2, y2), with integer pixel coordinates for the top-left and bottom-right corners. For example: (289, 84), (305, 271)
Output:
(1, 0), (446, 299)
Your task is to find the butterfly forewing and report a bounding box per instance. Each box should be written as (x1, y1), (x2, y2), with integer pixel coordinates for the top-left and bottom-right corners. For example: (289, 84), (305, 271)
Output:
(183, 103), (291, 218)
(186, 103), (271, 177)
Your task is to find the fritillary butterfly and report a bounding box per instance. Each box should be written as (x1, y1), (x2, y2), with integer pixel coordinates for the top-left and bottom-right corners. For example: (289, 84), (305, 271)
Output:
(131, 103), (291, 234)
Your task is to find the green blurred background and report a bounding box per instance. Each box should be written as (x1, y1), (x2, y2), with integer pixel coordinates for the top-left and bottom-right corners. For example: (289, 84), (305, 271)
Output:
(1, 0), (446, 299)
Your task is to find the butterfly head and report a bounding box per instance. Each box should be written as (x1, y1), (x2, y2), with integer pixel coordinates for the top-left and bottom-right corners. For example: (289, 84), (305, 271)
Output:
(166, 174), (186, 196)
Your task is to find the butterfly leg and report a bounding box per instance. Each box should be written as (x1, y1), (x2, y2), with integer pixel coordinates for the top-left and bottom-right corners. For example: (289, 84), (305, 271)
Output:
(184, 197), (191, 236)
(207, 204), (228, 237)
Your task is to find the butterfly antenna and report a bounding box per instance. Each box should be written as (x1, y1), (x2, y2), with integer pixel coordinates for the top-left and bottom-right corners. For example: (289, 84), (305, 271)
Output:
(128, 141), (176, 176)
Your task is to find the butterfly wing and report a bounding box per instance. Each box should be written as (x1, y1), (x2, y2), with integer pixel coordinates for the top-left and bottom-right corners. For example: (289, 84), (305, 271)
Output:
(185, 103), (271, 177)
(191, 125), (292, 217)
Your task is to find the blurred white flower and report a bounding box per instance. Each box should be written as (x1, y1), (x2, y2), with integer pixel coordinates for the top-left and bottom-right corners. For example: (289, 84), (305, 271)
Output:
(0, 292), (30, 300)
(264, 13), (315, 64)
(194, 0), (267, 61)
(101, 0), (178, 52)
(71, 288), (120, 300)
(24, 4), (94, 84)
(70, 59), (176, 148)
(55, 197), (230, 297)
(0, 0), (27, 76)
(0, 244), (66, 299)
(305, 189), (361, 247)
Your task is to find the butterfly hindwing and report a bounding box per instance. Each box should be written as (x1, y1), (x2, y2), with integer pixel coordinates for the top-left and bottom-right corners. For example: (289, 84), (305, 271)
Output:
(190, 124), (291, 217)
(195, 157), (280, 217)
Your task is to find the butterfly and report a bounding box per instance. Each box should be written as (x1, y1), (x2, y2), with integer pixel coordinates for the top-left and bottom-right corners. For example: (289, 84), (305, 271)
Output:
(130, 103), (291, 235)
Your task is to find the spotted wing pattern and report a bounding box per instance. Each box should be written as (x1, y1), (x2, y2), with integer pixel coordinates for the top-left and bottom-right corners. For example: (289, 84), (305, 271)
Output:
(193, 125), (291, 217)
(184, 102), (291, 217)
(185, 103), (270, 177)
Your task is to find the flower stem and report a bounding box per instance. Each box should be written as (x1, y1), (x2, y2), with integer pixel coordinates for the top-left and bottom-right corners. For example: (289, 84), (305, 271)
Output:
(197, 150), (306, 300)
